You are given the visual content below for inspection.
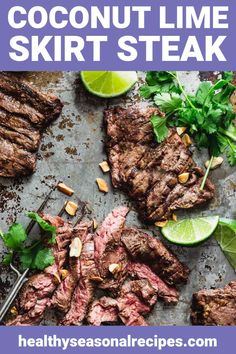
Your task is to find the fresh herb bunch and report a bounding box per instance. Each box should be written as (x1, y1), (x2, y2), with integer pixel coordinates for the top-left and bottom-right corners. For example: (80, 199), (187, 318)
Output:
(140, 71), (236, 166)
(0, 212), (56, 271)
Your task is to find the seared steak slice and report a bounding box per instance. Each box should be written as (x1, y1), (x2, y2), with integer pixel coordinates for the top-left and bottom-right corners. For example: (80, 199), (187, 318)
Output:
(122, 228), (189, 285)
(105, 106), (215, 222)
(6, 273), (55, 326)
(51, 222), (92, 313)
(128, 263), (179, 304)
(61, 234), (98, 325)
(6, 298), (50, 326)
(98, 245), (129, 293)
(94, 206), (129, 263)
(121, 279), (158, 307)
(191, 281), (236, 326)
(87, 297), (119, 325)
(117, 292), (150, 326)
(0, 72), (63, 177)
(94, 206), (129, 291)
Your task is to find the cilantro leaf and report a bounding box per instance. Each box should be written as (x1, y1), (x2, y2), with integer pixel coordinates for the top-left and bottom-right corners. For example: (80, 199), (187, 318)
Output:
(195, 81), (212, 105)
(222, 71), (234, 82)
(32, 248), (54, 270)
(154, 93), (182, 114)
(139, 84), (161, 99)
(19, 243), (55, 271)
(1, 223), (27, 250)
(27, 212), (56, 244)
(19, 247), (35, 270)
(146, 71), (175, 85)
(227, 140), (236, 166)
(2, 252), (13, 266)
(151, 115), (168, 143)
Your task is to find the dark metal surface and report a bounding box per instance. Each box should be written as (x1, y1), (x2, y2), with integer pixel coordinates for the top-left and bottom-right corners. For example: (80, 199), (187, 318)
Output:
(0, 71), (235, 325)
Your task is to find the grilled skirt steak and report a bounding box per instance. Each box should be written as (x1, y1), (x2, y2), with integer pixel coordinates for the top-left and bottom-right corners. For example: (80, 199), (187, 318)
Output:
(122, 227), (189, 285)
(105, 106), (215, 222)
(191, 281), (236, 326)
(0, 72), (63, 177)
(87, 297), (119, 326)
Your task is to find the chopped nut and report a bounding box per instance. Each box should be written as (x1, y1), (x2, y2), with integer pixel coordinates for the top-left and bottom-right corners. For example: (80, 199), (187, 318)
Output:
(99, 161), (110, 173)
(10, 306), (18, 316)
(172, 213), (177, 222)
(176, 127), (187, 136)
(182, 134), (192, 146)
(90, 275), (103, 282)
(109, 263), (121, 274)
(57, 183), (74, 196)
(60, 269), (69, 280)
(205, 156), (223, 170)
(96, 178), (109, 193)
(93, 219), (98, 230)
(53, 274), (61, 284)
(155, 220), (168, 228)
(69, 237), (82, 258)
(178, 172), (190, 184)
(65, 201), (78, 216)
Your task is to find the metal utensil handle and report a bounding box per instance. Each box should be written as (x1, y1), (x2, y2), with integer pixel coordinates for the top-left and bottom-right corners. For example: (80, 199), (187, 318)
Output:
(0, 268), (29, 323)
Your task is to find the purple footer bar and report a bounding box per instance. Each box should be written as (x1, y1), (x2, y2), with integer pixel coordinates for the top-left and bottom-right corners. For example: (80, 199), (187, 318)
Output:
(0, 326), (234, 354)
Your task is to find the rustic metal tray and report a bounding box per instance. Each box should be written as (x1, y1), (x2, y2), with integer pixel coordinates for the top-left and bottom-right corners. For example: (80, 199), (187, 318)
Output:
(0, 71), (235, 325)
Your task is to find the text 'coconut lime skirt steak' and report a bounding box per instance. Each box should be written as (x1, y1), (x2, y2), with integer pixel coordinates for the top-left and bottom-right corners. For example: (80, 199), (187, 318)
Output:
(0, 72), (63, 177)
(104, 106), (215, 223)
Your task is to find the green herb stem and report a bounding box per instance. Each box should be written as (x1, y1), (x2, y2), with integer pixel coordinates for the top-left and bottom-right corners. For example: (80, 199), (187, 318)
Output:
(220, 128), (236, 143)
(200, 156), (214, 191)
(171, 72), (197, 110)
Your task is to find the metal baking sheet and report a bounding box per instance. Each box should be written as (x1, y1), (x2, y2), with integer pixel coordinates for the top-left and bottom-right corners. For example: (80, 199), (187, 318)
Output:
(0, 71), (235, 325)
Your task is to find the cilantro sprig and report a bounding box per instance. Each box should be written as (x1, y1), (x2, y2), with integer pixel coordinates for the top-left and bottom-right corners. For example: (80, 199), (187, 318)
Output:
(140, 71), (236, 167)
(0, 212), (56, 271)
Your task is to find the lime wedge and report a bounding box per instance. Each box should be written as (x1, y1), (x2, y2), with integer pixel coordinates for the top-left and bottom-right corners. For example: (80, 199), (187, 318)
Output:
(161, 216), (219, 246)
(80, 71), (137, 98)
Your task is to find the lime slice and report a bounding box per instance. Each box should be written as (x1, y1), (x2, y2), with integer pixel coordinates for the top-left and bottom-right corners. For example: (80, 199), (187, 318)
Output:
(161, 216), (219, 246)
(80, 71), (137, 98)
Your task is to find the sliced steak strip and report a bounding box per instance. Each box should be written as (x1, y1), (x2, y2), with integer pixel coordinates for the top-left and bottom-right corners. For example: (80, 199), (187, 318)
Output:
(94, 206), (129, 263)
(121, 228), (189, 285)
(51, 222), (93, 313)
(61, 233), (98, 325)
(6, 298), (50, 326)
(105, 106), (215, 222)
(128, 263), (179, 304)
(6, 273), (55, 326)
(121, 279), (158, 307)
(117, 292), (150, 326)
(87, 297), (119, 326)
(191, 281), (236, 326)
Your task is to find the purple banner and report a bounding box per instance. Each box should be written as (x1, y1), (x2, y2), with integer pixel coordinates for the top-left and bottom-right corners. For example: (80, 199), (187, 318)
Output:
(0, 0), (235, 70)
(0, 326), (235, 354)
